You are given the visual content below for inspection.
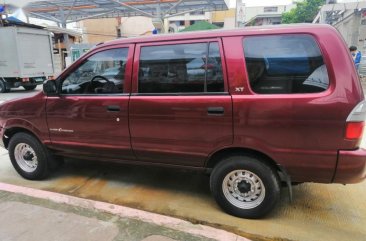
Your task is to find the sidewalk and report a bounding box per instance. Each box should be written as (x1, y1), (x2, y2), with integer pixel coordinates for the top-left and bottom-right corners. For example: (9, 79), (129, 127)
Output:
(0, 183), (249, 241)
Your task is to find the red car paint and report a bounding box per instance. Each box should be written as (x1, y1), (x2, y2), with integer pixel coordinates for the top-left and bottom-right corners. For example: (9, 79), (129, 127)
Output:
(0, 24), (365, 185)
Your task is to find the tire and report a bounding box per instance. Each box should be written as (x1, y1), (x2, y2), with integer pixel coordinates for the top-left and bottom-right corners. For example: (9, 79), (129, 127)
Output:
(0, 79), (8, 93)
(8, 133), (50, 180)
(23, 85), (37, 91)
(210, 154), (281, 219)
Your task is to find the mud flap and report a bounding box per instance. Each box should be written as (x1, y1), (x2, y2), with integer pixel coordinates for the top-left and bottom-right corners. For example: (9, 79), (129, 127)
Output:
(278, 165), (293, 202)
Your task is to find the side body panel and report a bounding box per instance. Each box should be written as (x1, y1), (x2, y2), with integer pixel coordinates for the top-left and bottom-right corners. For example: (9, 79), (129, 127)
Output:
(224, 28), (364, 183)
(46, 95), (134, 160)
(45, 44), (135, 160)
(0, 92), (49, 146)
(0, 28), (20, 78)
(129, 40), (233, 167)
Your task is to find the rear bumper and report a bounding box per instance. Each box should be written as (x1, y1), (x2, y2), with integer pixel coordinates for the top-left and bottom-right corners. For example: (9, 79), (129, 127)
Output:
(333, 148), (366, 184)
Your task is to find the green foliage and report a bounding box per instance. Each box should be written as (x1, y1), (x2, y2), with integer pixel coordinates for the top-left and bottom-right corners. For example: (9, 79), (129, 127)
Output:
(282, 0), (325, 23)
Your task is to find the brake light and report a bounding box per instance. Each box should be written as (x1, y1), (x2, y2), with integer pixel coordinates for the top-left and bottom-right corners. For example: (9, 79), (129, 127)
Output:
(345, 122), (365, 139)
(22, 78), (30, 82)
(346, 100), (366, 140)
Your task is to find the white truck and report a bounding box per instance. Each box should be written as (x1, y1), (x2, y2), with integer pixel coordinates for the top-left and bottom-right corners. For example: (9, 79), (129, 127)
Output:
(0, 26), (54, 93)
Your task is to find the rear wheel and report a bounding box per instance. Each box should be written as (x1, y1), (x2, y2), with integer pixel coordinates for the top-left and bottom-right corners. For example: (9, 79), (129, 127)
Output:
(8, 133), (50, 180)
(210, 154), (281, 219)
(0, 79), (9, 93)
(23, 85), (37, 91)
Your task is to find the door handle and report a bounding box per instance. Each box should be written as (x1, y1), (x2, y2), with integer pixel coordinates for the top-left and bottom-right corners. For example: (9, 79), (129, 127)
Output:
(207, 107), (224, 115)
(106, 105), (120, 112)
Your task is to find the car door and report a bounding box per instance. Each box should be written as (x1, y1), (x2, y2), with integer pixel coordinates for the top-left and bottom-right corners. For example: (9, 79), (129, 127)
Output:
(129, 39), (233, 167)
(46, 45), (135, 160)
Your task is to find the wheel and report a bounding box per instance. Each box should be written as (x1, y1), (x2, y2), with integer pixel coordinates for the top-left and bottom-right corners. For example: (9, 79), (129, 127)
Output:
(23, 85), (37, 91)
(8, 133), (50, 180)
(210, 155), (281, 219)
(0, 79), (9, 93)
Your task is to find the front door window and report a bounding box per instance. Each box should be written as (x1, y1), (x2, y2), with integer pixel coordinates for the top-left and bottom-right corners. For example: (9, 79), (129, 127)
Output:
(62, 48), (128, 95)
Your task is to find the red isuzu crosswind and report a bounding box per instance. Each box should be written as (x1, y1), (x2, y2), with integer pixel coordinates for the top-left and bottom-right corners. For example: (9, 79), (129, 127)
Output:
(0, 24), (365, 219)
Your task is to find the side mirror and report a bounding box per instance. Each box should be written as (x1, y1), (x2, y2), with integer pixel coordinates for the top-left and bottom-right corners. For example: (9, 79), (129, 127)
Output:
(43, 80), (58, 96)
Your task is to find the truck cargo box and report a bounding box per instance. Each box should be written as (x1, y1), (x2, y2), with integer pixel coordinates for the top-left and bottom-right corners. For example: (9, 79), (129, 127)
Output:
(0, 26), (54, 78)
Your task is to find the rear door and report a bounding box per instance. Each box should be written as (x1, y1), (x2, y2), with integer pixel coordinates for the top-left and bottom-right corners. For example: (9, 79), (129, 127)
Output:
(129, 39), (233, 167)
(46, 45), (135, 160)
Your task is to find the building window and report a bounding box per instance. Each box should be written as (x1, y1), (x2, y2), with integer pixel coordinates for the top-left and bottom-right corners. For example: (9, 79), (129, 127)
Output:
(190, 20), (196, 25)
(263, 7), (278, 13)
(138, 42), (224, 94)
(190, 10), (204, 15)
(243, 35), (329, 94)
(213, 22), (224, 27)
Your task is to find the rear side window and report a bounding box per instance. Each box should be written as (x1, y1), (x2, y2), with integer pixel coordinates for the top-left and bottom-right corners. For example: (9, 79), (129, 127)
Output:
(138, 42), (224, 94)
(243, 35), (329, 94)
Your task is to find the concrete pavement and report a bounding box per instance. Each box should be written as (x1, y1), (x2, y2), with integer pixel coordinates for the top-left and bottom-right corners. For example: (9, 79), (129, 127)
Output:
(0, 147), (366, 241)
(0, 183), (247, 241)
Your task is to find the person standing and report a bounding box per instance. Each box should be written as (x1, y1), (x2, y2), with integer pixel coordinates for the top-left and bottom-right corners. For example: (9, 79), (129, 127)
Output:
(350, 46), (362, 70)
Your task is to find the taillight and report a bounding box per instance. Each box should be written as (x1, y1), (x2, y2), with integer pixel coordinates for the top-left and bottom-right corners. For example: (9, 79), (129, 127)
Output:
(346, 100), (366, 140)
(22, 78), (30, 82)
(345, 122), (365, 139)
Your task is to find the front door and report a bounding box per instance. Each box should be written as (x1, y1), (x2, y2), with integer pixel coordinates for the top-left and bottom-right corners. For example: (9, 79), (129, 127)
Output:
(129, 40), (233, 167)
(46, 45), (135, 161)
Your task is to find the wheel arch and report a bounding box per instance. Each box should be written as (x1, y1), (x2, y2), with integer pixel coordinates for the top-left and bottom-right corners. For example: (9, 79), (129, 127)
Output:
(206, 147), (281, 172)
(3, 127), (41, 149)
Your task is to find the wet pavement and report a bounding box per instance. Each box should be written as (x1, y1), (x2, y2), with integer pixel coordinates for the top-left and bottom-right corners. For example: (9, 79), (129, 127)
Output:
(0, 147), (365, 241)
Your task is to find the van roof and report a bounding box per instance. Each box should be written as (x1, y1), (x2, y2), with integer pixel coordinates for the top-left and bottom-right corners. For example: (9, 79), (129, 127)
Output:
(101, 24), (334, 47)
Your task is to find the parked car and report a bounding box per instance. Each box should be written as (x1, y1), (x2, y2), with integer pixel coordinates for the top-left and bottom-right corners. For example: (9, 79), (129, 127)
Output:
(0, 24), (365, 219)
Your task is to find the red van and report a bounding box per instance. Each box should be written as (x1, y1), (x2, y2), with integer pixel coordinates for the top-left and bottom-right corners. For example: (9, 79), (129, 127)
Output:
(0, 24), (365, 219)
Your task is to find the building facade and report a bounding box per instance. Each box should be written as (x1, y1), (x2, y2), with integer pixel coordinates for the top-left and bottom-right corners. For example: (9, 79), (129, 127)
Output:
(314, 1), (366, 53)
(244, 4), (296, 26)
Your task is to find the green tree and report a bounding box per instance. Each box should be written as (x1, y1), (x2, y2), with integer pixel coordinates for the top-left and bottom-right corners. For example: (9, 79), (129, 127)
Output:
(282, 0), (325, 23)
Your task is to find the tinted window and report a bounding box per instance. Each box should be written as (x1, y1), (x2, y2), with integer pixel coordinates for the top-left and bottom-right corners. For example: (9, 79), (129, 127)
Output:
(62, 48), (128, 94)
(138, 42), (224, 93)
(243, 35), (329, 94)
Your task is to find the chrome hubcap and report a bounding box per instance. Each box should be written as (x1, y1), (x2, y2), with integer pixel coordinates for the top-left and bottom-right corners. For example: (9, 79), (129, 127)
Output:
(222, 170), (265, 209)
(14, 143), (38, 172)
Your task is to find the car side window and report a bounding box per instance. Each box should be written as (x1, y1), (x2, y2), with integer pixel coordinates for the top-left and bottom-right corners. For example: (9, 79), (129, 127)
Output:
(138, 42), (224, 94)
(61, 48), (128, 95)
(243, 35), (329, 94)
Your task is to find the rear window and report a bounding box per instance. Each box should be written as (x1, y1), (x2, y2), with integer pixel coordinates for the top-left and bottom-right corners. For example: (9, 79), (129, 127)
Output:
(243, 35), (329, 94)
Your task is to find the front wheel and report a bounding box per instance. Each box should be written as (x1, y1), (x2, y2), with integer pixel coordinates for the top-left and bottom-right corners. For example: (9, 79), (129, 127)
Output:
(210, 155), (281, 219)
(8, 133), (49, 180)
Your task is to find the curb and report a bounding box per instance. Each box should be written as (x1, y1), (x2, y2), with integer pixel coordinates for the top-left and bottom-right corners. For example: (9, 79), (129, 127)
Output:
(0, 182), (250, 241)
